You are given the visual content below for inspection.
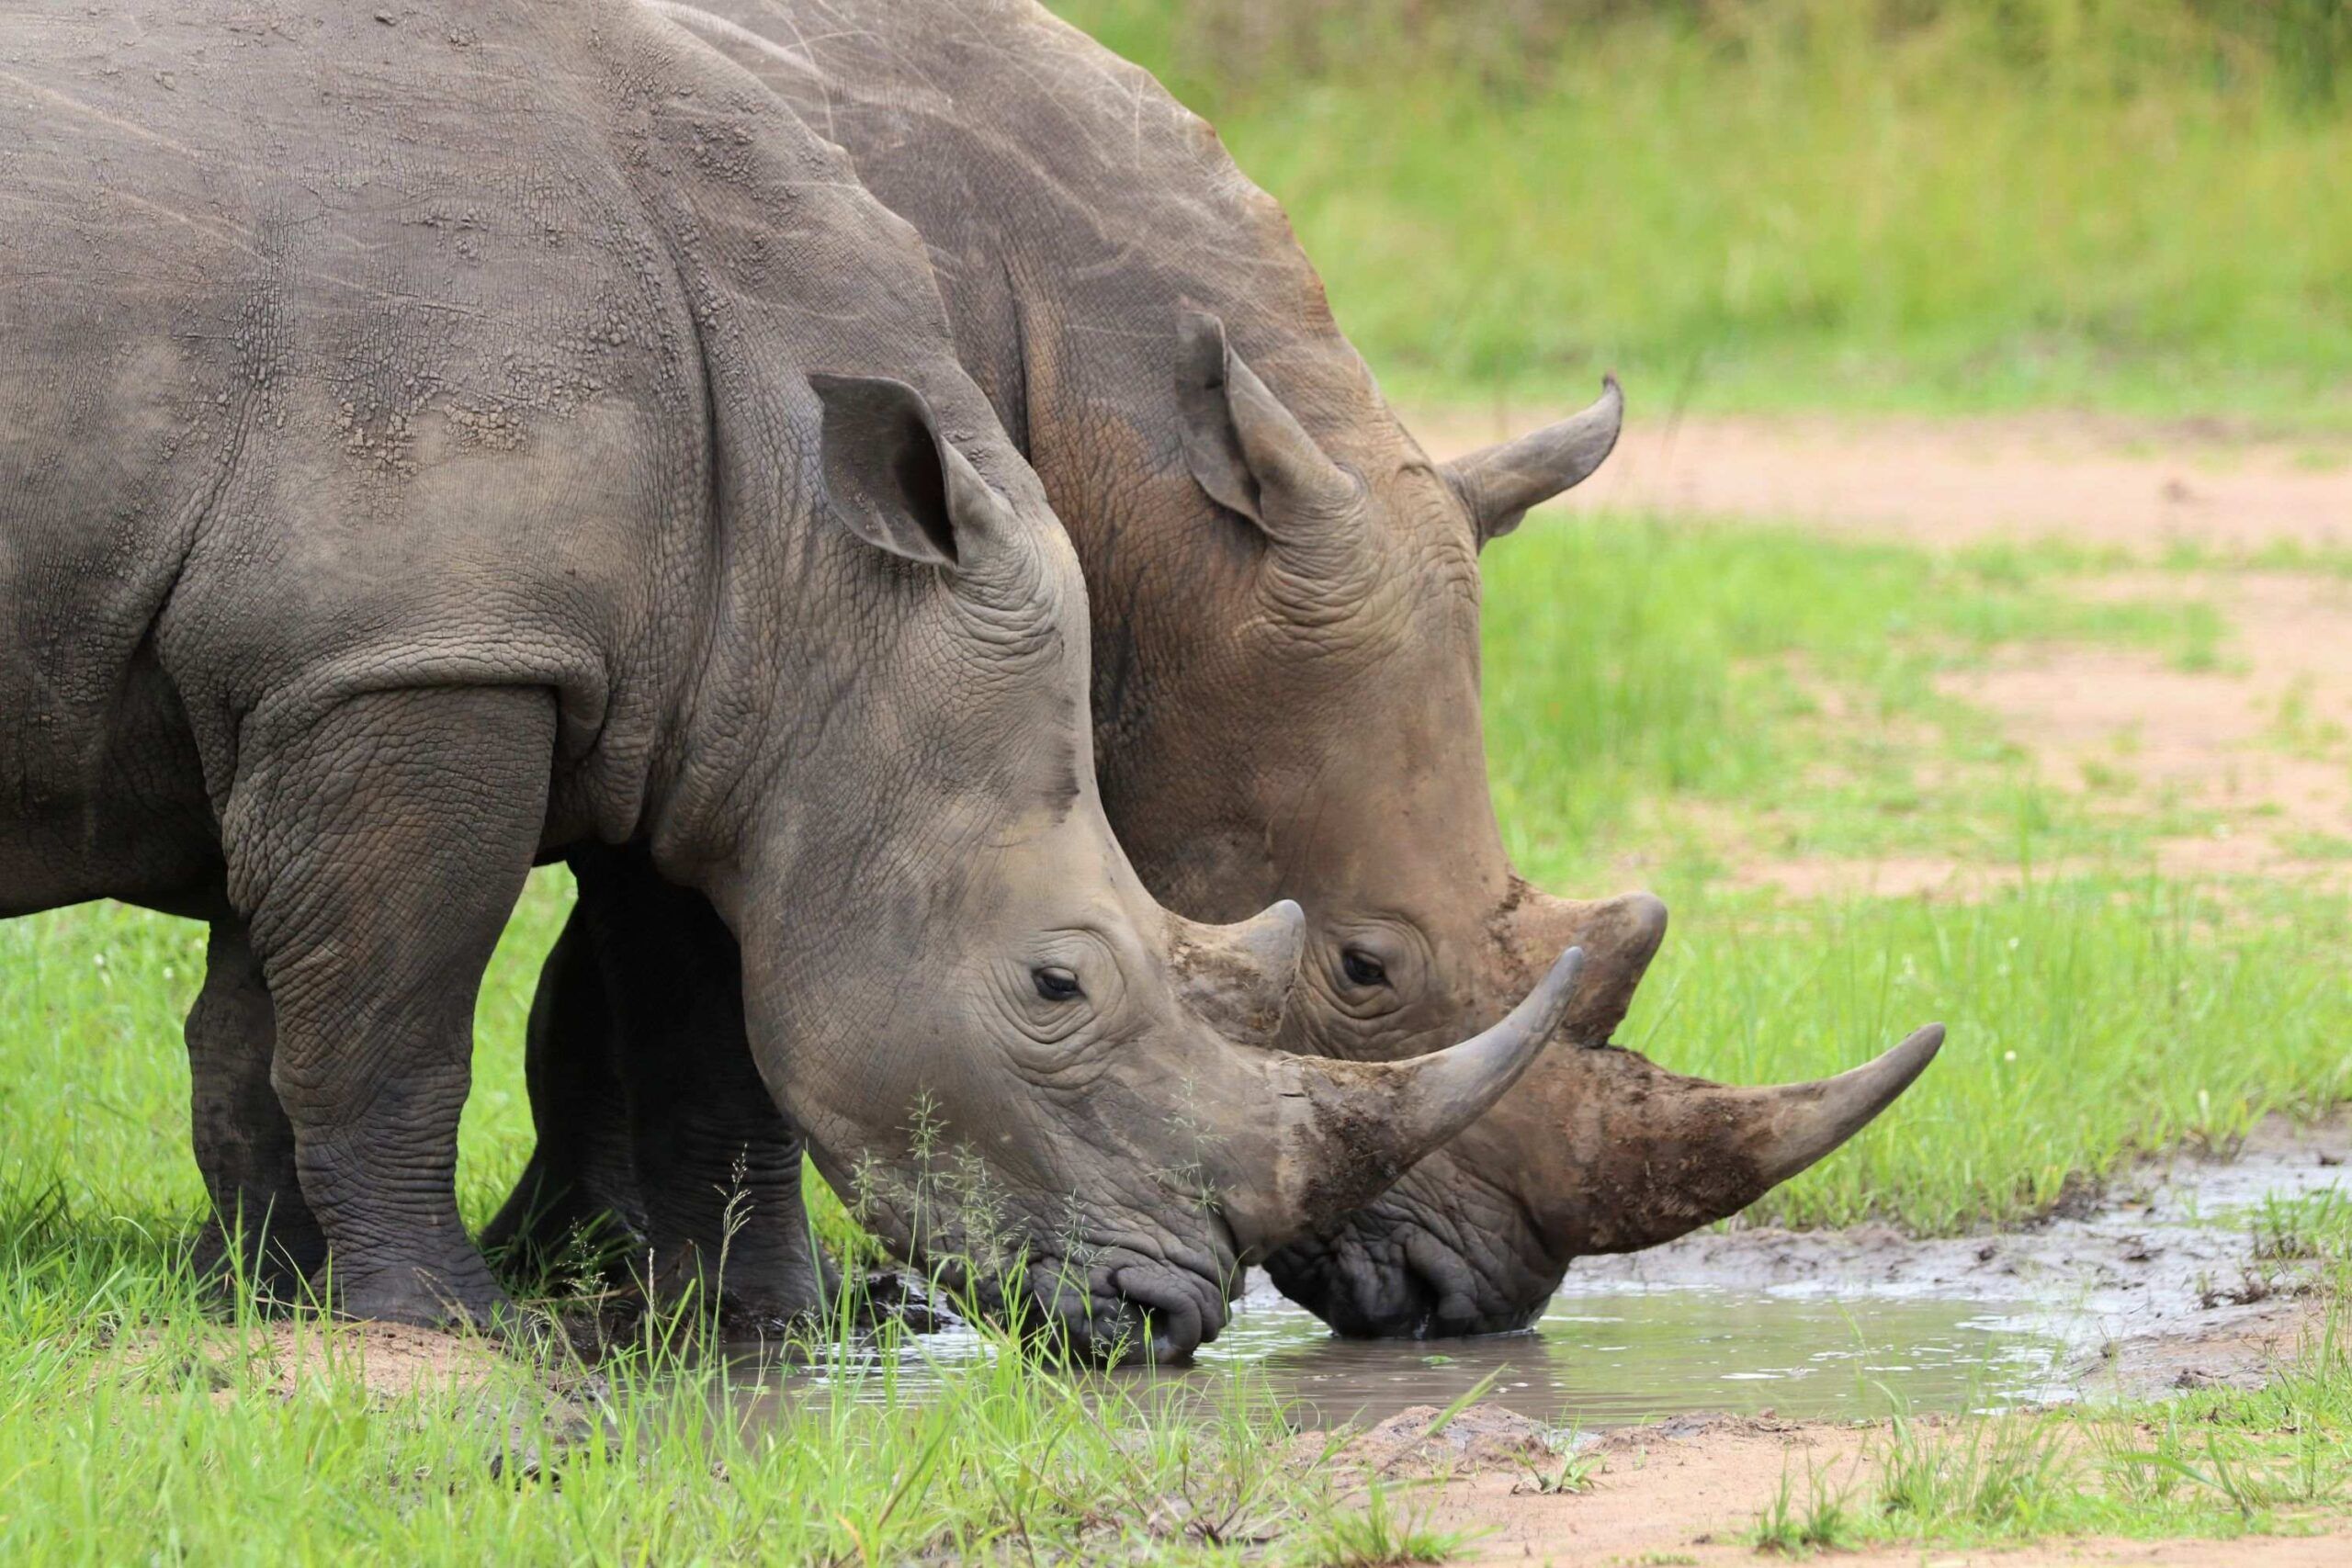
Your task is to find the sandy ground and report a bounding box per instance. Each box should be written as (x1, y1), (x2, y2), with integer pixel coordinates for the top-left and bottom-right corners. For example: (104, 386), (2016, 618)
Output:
(1304, 1117), (2352, 1564)
(1386, 1410), (2352, 1566)
(118, 1318), (531, 1403)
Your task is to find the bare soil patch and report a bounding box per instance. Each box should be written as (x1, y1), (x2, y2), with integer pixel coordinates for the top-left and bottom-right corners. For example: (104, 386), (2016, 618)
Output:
(1413, 409), (2352, 556)
(1947, 572), (2352, 873)
(1395, 1410), (2351, 1566)
(1312, 1403), (2352, 1564)
(118, 1319), (532, 1403)
(1435, 405), (2352, 896)
(1427, 408), (2352, 897)
(1729, 570), (2352, 891)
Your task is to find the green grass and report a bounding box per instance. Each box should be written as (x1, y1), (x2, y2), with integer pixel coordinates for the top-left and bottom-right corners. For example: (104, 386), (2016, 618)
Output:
(1470, 512), (2352, 1233)
(0, 1223), (1339, 1562)
(1613, 874), (2352, 1235)
(1481, 515), (2231, 884)
(1051, 0), (2352, 427)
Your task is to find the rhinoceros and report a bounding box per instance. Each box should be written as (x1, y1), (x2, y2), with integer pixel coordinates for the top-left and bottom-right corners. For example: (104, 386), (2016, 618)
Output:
(492, 0), (1941, 1339)
(0, 0), (1585, 1359)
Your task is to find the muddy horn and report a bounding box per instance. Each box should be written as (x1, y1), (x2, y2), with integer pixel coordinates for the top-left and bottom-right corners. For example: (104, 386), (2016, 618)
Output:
(1729, 1024), (1945, 1189)
(1541, 1024), (1945, 1257)
(1217, 946), (1587, 1252)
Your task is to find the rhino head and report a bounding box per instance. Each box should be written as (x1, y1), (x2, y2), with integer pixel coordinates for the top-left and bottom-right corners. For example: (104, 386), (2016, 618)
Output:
(1086, 311), (1940, 1337)
(707, 370), (1588, 1362)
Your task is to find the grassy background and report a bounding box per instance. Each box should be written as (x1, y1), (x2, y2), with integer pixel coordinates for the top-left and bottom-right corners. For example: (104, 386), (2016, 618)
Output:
(1050, 0), (2352, 425)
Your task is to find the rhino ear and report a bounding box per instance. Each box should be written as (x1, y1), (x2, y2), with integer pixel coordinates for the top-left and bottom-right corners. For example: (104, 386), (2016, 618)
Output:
(1442, 375), (1623, 546)
(1175, 309), (1356, 539)
(810, 372), (1009, 569)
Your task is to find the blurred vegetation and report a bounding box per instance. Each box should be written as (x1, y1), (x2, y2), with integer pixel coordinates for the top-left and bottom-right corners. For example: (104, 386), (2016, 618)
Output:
(1050, 0), (2352, 423)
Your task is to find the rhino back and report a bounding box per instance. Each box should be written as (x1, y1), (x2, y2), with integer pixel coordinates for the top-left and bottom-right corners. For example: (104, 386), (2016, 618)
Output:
(668, 0), (1387, 482)
(0, 0), (1027, 903)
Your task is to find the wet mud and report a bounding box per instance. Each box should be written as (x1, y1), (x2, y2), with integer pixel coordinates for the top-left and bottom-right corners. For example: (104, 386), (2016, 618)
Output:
(1566, 1112), (2350, 1403)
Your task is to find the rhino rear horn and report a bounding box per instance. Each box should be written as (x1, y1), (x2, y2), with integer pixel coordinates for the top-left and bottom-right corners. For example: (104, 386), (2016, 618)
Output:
(1222, 946), (1586, 1250)
(1442, 375), (1623, 545)
(1167, 899), (1306, 1047)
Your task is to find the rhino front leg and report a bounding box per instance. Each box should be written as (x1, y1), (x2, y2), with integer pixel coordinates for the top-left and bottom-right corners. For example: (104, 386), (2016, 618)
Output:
(185, 917), (327, 1303)
(227, 685), (554, 1328)
(495, 846), (833, 1324)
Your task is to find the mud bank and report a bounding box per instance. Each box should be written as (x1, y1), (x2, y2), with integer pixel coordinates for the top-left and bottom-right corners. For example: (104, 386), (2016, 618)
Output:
(1565, 1113), (2351, 1402)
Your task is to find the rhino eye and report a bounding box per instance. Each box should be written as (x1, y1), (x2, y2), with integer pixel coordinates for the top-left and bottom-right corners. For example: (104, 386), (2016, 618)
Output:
(1340, 949), (1388, 988)
(1033, 964), (1084, 1002)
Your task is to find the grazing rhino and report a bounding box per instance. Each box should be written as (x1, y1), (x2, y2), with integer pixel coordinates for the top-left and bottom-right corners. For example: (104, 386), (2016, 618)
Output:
(493, 0), (1941, 1339)
(0, 0), (1586, 1360)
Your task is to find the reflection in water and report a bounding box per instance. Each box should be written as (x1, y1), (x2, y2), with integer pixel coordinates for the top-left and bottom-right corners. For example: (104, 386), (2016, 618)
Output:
(724, 1270), (2068, 1432)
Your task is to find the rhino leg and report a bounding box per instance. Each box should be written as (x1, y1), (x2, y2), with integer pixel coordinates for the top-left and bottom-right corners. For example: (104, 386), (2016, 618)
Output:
(229, 686), (553, 1328)
(480, 909), (644, 1285)
(493, 847), (833, 1325)
(185, 917), (327, 1303)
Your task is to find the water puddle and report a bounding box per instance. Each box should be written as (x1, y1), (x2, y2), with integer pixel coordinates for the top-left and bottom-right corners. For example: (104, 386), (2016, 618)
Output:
(717, 1275), (2062, 1434)
(1196, 1276), (2061, 1427)
(714, 1116), (2346, 1435)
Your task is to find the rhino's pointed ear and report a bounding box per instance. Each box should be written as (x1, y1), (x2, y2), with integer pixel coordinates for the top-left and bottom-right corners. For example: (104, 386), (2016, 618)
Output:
(1175, 309), (1356, 539)
(811, 372), (1010, 569)
(1442, 375), (1623, 547)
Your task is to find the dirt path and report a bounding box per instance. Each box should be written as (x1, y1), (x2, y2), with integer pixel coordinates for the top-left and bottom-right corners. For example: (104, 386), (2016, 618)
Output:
(1414, 409), (2352, 556)
(1412, 1419), (2350, 1566)
(1729, 563), (2352, 897)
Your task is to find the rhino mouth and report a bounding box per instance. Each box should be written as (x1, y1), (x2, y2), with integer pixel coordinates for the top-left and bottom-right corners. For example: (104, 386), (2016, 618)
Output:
(1262, 1170), (1555, 1340)
(1010, 1234), (1240, 1366)
(1266, 1232), (1545, 1340)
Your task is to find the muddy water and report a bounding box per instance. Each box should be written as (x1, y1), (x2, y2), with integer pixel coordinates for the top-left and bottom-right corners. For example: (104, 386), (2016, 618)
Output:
(1191, 1276), (2064, 1427)
(721, 1117), (2345, 1433)
(718, 1274), (2061, 1432)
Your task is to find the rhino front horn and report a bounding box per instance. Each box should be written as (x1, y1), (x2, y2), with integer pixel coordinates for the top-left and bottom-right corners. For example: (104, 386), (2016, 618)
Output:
(1733, 1023), (1945, 1189)
(1222, 946), (1586, 1251)
(1542, 1023), (1944, 1258)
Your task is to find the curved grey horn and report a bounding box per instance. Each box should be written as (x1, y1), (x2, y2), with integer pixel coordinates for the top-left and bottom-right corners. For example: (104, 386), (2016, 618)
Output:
(1739, 1023), (1945, 1187)
(1220, 946), (1587, 1250)
(1443, 374), (1623, 543)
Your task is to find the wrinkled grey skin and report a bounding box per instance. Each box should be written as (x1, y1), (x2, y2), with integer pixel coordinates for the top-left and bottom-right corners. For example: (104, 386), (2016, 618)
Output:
(495, 0), (1939, 1339)
(0, 0), (1579, 1360)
